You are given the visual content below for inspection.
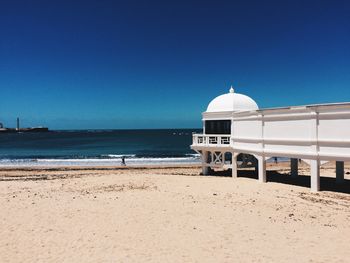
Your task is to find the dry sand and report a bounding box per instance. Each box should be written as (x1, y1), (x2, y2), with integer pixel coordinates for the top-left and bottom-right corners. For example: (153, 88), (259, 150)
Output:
(1, 163), (350, 262)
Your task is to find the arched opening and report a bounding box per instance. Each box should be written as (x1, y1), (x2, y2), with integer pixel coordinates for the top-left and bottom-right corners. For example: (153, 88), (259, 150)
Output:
(224, 152), (232, 164)
(207, 152), (213, 164)
(237, 153), (257, 168)
(235, 153), (258, 179)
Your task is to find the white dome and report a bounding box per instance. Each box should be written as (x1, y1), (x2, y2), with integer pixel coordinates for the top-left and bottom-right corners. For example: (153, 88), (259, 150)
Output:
(206, 87), (259, 112)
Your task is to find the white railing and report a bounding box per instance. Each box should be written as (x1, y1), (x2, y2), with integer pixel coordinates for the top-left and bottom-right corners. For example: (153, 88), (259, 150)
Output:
(193, 103), (350, 161)
(192, 134), (231, 146)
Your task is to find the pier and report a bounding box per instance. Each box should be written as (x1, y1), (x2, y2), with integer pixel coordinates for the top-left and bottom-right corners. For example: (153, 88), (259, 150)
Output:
(191, 87), (350, 192)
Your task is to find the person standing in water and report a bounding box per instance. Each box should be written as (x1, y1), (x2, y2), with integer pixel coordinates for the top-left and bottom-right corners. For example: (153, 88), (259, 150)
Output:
(121, 156), (126, 166)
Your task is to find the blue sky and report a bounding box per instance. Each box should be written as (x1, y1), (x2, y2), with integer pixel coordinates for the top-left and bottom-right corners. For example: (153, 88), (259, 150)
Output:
(0, 0), (349, 129)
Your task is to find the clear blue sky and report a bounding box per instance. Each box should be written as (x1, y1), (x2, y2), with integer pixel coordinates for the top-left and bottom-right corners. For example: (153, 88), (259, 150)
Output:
(0, 0), (349, 129)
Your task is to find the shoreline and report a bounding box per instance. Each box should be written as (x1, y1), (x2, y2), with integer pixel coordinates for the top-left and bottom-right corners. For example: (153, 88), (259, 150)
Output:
(0, 159), (348, 170)
(0, 163), (202, 171)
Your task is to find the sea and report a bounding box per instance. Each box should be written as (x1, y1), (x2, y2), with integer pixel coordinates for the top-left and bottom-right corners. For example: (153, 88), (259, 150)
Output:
(0, 129), (202, 167)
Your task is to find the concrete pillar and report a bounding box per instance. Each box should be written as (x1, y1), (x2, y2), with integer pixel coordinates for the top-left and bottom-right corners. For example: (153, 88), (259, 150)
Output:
(202, 151), (209, 175)
(336, 161), (344, 184)
(310, 159), (320, 192)
(232, 154), (238, 178)
(291, 158), (298, 178)
(258, 155), (266, 183)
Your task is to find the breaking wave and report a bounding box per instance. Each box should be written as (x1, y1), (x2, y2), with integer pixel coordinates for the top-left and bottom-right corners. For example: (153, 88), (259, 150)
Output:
(0, 154), (201, 167)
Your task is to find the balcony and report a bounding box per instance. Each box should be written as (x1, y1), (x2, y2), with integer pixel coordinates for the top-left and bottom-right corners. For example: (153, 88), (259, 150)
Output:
(192, 133), (231, 147)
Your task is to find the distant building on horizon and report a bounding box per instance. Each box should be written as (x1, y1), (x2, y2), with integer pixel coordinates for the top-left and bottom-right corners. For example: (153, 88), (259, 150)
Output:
(0, 118), (49, 133)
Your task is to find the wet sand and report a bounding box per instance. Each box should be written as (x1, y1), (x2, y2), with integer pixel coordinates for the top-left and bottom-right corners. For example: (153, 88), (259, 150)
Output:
(1, 163), (350, 262)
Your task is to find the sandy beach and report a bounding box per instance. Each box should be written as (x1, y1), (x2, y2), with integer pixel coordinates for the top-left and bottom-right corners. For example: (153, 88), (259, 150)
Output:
(1, 163), (350, 262)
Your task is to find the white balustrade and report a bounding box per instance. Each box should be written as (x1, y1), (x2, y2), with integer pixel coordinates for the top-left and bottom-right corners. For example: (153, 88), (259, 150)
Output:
(192, 134), (231, 146)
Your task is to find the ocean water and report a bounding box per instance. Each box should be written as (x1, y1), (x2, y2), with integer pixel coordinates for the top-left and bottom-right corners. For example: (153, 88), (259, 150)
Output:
(0, 129), (202, 167)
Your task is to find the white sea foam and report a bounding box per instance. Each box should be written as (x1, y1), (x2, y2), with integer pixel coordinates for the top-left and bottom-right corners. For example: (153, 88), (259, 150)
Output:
(0, 155), (201, 167)
(185, 153), (200, 157)
(102, 154), (137, 158)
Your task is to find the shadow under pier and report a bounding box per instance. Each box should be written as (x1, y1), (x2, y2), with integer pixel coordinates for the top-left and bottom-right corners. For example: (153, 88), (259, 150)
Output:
(208, 169), (350, 194)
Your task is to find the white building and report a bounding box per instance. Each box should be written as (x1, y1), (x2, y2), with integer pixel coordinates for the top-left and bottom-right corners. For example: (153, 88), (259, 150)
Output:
(191, 87), (350, 192)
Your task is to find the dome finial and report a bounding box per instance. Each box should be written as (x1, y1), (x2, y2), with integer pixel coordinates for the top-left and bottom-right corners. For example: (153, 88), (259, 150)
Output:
(229, 85), (234, 93)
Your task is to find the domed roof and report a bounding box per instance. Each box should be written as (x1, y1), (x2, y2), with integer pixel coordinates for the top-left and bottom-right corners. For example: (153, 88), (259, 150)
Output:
(206, 87), (259, 112)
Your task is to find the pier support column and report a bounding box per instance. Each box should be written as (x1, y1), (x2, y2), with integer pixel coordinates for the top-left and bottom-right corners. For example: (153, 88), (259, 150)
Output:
(310, 159), (320, 192)
(202, 151), (209, 175)
(232, 154), (238, 178)
(336, 161), (344, 184)
(291, 158), (298, 178)
(258, 155), (266, 183)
